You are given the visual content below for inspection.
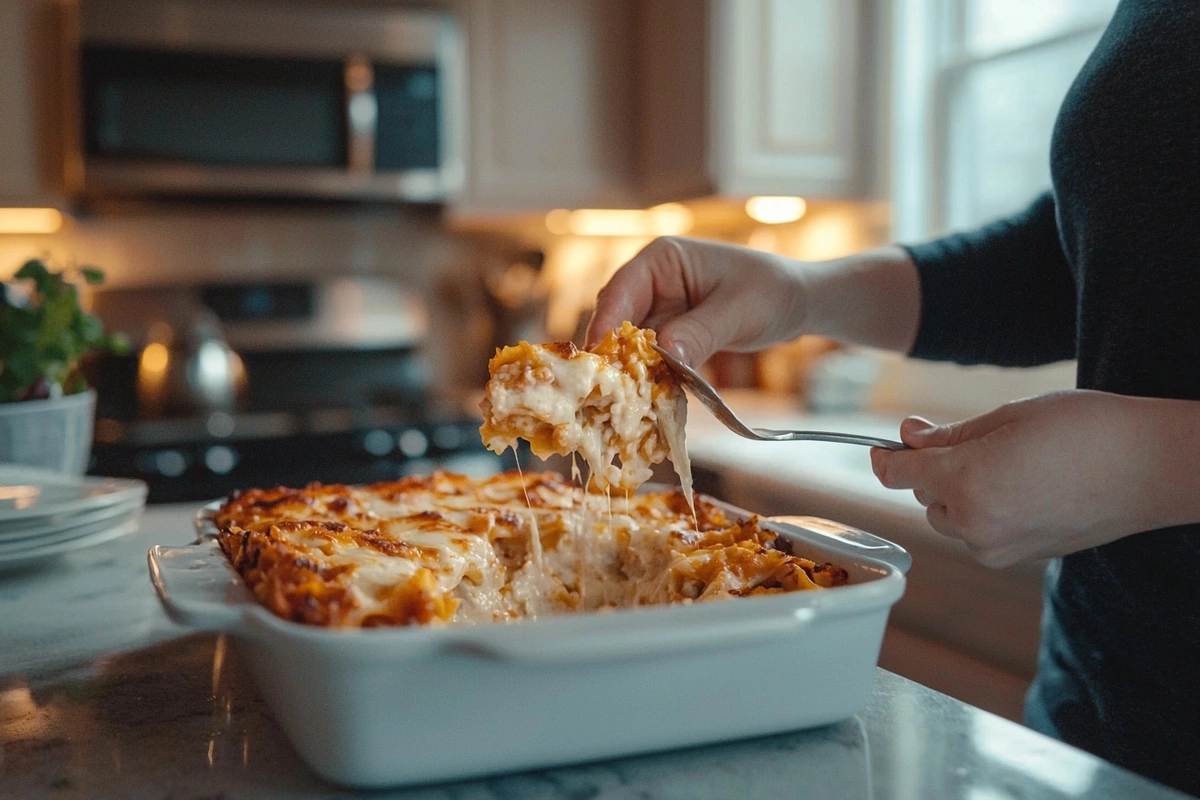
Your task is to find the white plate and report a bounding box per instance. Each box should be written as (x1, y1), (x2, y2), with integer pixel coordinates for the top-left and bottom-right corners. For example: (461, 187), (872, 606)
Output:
(0, 494), (145, 542)
(0, 491), (146, 539)
(0, 503), (143, 555)
(0, 464), (79, 485)
(0, 516), (142, 571)
(0, 471), (147, 523)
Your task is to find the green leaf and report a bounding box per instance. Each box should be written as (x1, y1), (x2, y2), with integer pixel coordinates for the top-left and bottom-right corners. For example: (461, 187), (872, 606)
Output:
(74, 312), (103, 345)
(79, 267), (105, 285)
(35, 295), (73, 351)
(105, 331), (131, 355)
(4, 349), (42, 387)
(14, 259), (50, 283)
(1, 259), (120, 402)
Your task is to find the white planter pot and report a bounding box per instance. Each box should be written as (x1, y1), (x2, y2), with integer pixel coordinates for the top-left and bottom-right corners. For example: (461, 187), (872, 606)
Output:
(0, 390), (96, 476)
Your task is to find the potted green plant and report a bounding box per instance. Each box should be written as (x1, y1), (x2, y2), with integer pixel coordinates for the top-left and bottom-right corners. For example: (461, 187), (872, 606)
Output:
(0, 259), (127, 475)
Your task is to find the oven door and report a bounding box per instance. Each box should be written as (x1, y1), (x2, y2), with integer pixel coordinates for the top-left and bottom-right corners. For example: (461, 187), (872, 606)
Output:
(75, 2), (463, 201)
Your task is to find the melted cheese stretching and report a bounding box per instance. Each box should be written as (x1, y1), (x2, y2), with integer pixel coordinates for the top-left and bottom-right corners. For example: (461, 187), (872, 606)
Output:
(479, 322), (691, 498)
(215, 470), (849, 628)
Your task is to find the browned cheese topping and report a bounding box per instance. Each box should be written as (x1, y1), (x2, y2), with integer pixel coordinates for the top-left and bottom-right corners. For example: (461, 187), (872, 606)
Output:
(216, 470), (849, 628)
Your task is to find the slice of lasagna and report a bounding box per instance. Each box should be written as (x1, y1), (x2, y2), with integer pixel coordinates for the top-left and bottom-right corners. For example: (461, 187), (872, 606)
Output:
(214, 470), (849, 628)
(479, 322), (691, 496)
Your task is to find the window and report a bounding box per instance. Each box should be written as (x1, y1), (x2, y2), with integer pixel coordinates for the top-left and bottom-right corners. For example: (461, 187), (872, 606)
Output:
(882, 0), (1118, 415)
(893, 0), (1118, 238)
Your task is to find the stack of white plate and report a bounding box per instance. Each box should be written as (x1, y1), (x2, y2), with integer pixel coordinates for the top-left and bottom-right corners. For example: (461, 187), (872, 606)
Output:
(0, 464), (147, 571)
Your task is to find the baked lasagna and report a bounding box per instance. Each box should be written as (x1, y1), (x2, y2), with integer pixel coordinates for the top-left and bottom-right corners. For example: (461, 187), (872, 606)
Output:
(214, 470), (848, 628)
(479, 322), (691, 496)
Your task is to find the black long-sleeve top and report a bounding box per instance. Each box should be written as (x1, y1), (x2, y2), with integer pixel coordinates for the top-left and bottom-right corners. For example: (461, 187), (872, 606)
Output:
(904, 1), (1200, 793)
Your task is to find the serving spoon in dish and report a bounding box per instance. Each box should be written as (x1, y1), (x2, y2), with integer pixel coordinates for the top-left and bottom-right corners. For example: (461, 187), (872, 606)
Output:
(652, 343), (907, 450)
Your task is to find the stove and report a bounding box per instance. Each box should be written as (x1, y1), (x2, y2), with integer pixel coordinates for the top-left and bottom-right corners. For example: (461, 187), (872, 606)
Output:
(89, 400), (503, 504)
(86, 278), (505, 503)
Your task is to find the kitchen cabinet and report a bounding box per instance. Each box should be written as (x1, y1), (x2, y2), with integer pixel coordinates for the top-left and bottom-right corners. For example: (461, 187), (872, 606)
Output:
(638, 0), (880, 202)
(4, 0), (876, 215)
(451, 0), (881, 214)
(0, 0), (73, 207)
(449, 0), (641, 216)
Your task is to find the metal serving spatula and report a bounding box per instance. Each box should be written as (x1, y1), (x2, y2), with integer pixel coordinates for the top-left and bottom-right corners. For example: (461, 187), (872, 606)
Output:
(652, 343), (907, 450)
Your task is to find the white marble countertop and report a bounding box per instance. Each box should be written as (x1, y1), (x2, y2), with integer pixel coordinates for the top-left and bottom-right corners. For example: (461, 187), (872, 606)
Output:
(0, 503), (1191, 799)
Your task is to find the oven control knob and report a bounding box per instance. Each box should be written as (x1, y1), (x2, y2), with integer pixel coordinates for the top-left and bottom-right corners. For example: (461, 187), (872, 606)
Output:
(204, 445), (238, 475)
(431, 423), (463, 451)
(362, 429), (394, 458)
(154, 449), (188, 478)
(398, 429), (429, 458)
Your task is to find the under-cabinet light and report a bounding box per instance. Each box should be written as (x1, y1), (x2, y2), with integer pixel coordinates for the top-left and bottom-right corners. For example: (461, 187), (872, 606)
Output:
(545, 204), (693, 237)
(0, 208), (64, 234)
(745, 196), (807, 225)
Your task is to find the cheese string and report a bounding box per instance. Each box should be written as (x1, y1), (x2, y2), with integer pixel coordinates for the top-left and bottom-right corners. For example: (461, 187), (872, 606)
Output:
(606, 485), (613, 542)
(513, 451), (544, 572)
(571, 453), (587, 608)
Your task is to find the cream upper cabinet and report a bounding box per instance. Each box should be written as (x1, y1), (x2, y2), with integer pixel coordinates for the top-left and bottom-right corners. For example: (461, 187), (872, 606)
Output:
(639, 0), (875, 202)
(0, 0), (73, 207)
(449, 0), (640, 216)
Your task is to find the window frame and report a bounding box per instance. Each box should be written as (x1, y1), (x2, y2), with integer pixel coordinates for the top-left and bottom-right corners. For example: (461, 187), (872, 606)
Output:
(890, 0), (1112, 240)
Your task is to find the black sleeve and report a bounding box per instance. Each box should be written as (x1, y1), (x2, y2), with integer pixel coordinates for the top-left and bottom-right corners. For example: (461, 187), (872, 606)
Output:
(903, 192), (1077, 367)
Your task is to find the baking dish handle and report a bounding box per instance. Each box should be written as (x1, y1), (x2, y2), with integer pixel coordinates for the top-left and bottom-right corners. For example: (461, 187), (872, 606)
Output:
(766, 516), (912, 574)
(455, 606), (816, 665)
(148, 544), (248, 632)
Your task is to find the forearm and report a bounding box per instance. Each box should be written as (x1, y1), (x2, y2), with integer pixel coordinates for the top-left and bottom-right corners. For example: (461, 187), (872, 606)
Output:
(1130, 395), (1200, 532)
(905, 193), (1076, 366)
(795, 245), (922, 353)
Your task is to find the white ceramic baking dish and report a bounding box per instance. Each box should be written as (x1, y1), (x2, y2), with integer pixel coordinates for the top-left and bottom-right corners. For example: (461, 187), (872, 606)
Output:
(148, 493), (909, 789)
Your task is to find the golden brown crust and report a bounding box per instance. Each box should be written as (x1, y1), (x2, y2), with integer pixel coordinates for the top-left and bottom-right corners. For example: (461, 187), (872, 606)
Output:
(215, 470), (848, 629)
(218, 525), (361, 626)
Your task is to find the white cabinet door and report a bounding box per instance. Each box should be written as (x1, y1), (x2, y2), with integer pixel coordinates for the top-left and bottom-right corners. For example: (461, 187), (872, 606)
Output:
(714, 0), (865, 197)
(451, 0), (640, 216)
(640, 0), (871, 202)
(0, 0), (72, 207)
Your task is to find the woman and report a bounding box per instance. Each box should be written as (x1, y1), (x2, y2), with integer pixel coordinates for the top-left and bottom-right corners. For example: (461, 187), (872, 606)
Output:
(587, 1), (1199, 793)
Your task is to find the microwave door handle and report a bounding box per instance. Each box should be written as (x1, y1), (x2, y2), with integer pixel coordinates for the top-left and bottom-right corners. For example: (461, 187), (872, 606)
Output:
(345, 55), (377, 175)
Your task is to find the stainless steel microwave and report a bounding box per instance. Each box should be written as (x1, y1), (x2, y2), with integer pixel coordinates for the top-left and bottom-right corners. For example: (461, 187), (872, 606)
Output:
(72, 0), (464, 202)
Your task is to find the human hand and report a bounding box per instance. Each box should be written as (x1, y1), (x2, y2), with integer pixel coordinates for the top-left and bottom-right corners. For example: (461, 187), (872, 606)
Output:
(870, 390), (1172, 568)
(584, 236), (807, 366)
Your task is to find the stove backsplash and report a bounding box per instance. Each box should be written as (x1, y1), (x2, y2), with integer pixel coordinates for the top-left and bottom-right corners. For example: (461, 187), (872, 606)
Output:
(0, 204), (470, 292)
(2, 197), (892, 406)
